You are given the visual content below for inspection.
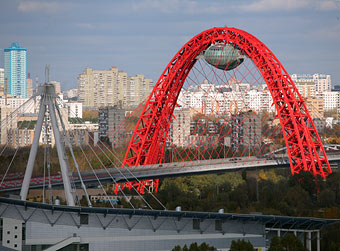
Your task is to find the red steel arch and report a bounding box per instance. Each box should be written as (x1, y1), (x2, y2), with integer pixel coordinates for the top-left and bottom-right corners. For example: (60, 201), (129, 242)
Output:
(122, 27), (331, 178)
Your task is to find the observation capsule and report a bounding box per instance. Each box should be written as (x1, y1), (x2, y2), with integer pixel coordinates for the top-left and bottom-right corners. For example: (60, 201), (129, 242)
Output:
(204, 44), (244, 71)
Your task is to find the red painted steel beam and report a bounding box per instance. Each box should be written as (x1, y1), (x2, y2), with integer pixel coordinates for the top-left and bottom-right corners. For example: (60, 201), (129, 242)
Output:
(122, 27), (331, 178)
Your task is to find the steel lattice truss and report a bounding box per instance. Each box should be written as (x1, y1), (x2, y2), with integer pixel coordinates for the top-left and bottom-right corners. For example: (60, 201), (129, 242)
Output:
(122, 27), (331, 178)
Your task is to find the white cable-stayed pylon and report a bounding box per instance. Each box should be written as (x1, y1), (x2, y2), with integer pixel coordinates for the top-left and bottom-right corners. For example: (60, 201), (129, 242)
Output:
(19, 83), (85, 207)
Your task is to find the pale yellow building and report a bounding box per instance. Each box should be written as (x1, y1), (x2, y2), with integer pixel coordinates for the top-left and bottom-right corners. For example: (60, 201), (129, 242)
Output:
(305, 97), (324, 119)
(0, 68), (4, 97)
(7, 128), (35, 147)
(127, 74), (153, 107)
(295, 81), (316, 98)
(292, 73), (331, 94)
(26, 78), (33, 98)
(0, 106), (16, 144)
(77, 67), (153, 108)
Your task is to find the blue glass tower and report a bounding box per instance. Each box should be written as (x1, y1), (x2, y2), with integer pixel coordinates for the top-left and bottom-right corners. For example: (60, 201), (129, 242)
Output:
(4, 42), (27, 98)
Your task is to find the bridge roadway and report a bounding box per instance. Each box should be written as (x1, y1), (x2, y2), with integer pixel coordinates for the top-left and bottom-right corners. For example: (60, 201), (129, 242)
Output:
(1, 153), (339, 192)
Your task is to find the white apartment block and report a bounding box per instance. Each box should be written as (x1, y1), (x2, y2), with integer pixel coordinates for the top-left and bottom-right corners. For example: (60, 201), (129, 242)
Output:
(65, 101), (83, 118)
(318, 91), (339, 111)
(291, 73), (331, 94)
(68, 122), (98, 131)
(78, 67), (153, 108)
(245, 89), (275, 113)
(64, 88), (78, 99)
(0, 98), (34, 113)
(178, 82), (274, 115)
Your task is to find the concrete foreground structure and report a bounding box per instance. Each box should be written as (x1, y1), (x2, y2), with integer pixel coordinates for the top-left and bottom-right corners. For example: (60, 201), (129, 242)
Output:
(0, 197), (337, 251)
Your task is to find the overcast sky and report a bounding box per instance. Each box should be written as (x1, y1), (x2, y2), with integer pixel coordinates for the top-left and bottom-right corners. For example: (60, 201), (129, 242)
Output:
(0, 0), (339, 91)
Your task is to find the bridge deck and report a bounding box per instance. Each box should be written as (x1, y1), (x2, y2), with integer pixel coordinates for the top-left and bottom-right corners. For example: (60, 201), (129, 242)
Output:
(1, 154), (339, 192)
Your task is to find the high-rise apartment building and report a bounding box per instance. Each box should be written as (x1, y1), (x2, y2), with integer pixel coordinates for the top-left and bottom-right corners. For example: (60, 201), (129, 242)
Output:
(98, 106), (126, 147)
(78, 67), (153, 108)
(319, 91), (339, 111)
(177, 81), (275, 115)
(0, 97), (33, 112)
(170, 108), (191, 147)
(314, 74), (331, 93)
(0, 106), (16, 144)
(7, 128), (35, 148)
(127, 74), (154, 107)
(291, 74), (331, 94)
(295, 81), (316, 98)
(0, 68), (4, 96)
(26, 78), (33, 98)
(65, 102), (83, 118)
(305, 97), (324, 119)
(230, 110), (261, 153)
(4, 42), (27, 98)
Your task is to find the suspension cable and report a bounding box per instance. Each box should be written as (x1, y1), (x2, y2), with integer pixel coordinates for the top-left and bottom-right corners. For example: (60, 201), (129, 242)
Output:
(0, 97), (36, 157)
(62, 99), (165, 209)
(57, 99), (136, 208)
(54, 100), (92, 207)
(71, 108), (166, 210)
(78, 144), (117, 208)
(0, 102), (36, 189)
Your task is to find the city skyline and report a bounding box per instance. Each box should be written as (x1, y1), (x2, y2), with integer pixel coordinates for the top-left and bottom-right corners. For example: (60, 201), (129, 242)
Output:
(0, 0), (339, 91)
